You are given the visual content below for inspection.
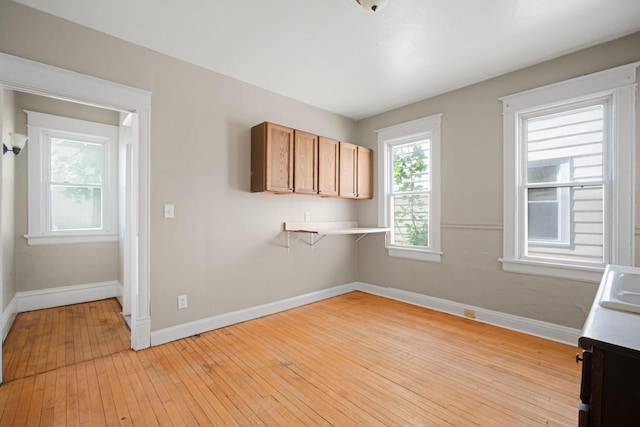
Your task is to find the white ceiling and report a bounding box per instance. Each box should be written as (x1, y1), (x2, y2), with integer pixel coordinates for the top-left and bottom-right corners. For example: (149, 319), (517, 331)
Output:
(14, 0), (640, 120)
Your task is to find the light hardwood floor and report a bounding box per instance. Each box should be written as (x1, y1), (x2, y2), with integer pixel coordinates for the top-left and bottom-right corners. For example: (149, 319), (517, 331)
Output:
(0, 292), (581, 426)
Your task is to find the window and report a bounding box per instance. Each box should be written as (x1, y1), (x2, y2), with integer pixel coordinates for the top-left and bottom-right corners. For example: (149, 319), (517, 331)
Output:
(26, 111), (119, 245)
(500, 63), (636, 281)
(527, 159), (570, 244)
(377, 114), (442, 262)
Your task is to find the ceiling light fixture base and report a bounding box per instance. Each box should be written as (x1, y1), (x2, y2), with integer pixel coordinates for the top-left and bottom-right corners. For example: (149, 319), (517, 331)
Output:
(356, 0), (388, 12)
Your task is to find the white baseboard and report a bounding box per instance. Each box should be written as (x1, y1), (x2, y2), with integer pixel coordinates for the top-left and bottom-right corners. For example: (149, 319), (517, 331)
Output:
(150, 283), (358, 346)
(10, 280), (577, 348)
(355, 282), (581, 346)
(17, 280), (121, 313)
(2, 294), (18, 342)
(150, 281), (580, 347)
(131, 316), (151, 350)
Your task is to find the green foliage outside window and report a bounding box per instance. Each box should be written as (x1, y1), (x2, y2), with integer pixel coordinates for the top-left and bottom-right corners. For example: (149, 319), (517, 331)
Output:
(393, 142), (429, 247)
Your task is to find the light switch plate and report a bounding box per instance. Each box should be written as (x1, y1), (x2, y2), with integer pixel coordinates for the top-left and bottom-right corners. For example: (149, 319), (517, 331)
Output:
(164, 204), (175, 218)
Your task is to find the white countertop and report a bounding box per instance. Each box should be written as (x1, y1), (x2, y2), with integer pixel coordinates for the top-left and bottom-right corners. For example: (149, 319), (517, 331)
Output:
(580, 265), (640, 352)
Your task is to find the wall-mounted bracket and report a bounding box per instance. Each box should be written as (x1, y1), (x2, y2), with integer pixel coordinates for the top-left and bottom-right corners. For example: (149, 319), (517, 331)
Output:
(283, 221), (390, 251)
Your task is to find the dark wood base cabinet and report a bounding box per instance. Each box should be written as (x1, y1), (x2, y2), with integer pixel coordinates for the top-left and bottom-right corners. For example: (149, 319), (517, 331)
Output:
(578, 341), (640, 426)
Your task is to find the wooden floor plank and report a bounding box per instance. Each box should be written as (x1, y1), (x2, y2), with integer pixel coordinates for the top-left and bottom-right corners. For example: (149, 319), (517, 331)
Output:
(1, 292), (581, 426)
(2, 299), (130, 383)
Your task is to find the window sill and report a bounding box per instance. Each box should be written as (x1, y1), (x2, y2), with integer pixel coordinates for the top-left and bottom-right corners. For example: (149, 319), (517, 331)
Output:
(25, 233), (119, 246)
(499, 258), (604, 282)
(387, 247), (442, 263)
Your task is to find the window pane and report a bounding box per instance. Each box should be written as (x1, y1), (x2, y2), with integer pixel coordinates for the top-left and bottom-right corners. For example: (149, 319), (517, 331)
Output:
(51, 138), (104, 185)
(527, 185), (603, 264)
(527, 104), (604, 183)
(51, 185), (102, 230)
(392, 140), (430, 193)
(391, 194), (429, 247)
(528, 201), (559, 240)
(528, 164), (560, 184)
(529, 188), (558, 202)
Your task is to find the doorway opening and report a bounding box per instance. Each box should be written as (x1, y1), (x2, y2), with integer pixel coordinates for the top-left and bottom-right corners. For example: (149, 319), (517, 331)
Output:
(0, 53), (151, 384)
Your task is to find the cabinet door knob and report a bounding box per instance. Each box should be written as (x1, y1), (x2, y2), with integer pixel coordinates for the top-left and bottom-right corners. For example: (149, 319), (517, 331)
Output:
(576, 353), (583, 364)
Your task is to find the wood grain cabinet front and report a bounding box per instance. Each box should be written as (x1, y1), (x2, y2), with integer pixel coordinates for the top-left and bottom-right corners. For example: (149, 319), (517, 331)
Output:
(339, 142), (372, 199)
(356, 146), (373, 199)
(251, 122), (372, 199)
(318, 137), (339, 197)
(251, 122), (294, 193)
(293, 130), (318, 194)
(578, 340), (640, 426)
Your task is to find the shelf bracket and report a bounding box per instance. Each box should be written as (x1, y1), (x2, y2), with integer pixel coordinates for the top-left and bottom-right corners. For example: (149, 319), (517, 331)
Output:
(355, 233), (369, 243)
(303, 233), (326, 249)
(286, 232), (304, 252)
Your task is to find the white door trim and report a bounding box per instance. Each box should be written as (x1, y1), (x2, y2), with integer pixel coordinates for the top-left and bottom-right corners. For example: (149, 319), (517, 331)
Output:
(0, 52), (151, 352)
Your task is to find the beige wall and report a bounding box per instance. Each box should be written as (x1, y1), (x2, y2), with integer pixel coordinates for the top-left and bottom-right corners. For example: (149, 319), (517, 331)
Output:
(0, 0), (359, 331)
(1, 89), (16, 311)
(356, 32), (640, 329)
(12, 92), (120, 292)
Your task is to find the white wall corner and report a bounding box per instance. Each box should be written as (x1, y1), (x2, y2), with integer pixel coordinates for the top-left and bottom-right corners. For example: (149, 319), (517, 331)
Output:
(116, 282), (124, 307)
(17, 280), (121, 313)
(2, 294), (18, 342)
(354, 282), (581, 346)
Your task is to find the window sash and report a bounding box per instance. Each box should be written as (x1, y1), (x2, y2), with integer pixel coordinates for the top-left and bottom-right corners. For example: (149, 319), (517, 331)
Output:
(387, 138), (432, 250)
(388, 191), (431, 249)
(519, 99), (610, 266)
(45, 133), (110, 234)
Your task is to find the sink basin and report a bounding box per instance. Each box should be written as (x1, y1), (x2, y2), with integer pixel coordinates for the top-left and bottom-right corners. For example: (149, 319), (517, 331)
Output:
(600, 268), (640, 314)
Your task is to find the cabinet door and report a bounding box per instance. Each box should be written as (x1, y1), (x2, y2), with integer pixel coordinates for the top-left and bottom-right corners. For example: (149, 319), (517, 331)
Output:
(265, 123), (294, 192)
(318, 137), (339, 196)
(356, 146), (373, 199)
(339, 142), (358, 198)
(294, 130), (318, 194)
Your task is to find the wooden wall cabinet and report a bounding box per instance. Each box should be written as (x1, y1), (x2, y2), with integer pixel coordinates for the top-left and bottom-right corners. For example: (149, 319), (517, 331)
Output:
(339, 142), (372, 199)
(251, 122), (372, 199)
(251, 122), (294, 193)
(318, 137), (339, 196)
(356, 146), (373, 199)
(293, 130), (318, 194)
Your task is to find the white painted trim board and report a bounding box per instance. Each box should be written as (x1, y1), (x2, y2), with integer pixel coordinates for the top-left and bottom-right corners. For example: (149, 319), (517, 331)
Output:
(2, 295), (18, 342)
(17, 281), (121, 313)
(356, 282), (581, 346)
(151, 283), (358, 346)
(151, 282), (581, 347)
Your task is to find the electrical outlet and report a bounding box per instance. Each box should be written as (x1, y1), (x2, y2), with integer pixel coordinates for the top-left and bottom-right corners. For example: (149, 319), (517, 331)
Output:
(164, 204), (175, 218)
(304, 212), (311, 222)
(178, 294), (188, 309)
(463, 308), (476, 319)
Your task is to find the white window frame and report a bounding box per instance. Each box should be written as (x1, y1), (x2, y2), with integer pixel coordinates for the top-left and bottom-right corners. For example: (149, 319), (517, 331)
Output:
(25, 110), (119, 245)
(500, 63), (637, 282)
(377, 114), (442, 262)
